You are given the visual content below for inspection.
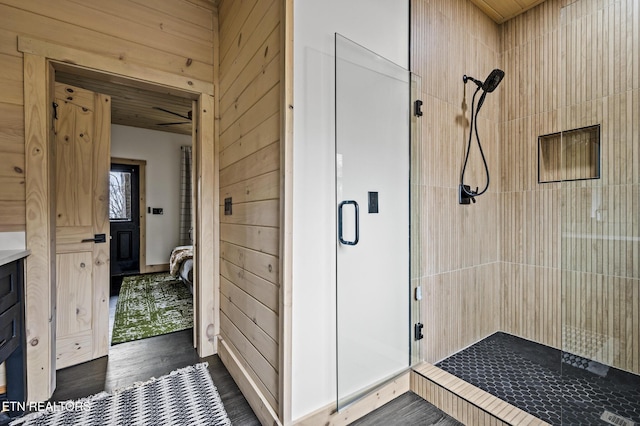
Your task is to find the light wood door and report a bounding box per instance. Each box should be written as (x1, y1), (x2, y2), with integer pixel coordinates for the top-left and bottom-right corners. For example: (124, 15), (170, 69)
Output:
(54, 82), (111, 370)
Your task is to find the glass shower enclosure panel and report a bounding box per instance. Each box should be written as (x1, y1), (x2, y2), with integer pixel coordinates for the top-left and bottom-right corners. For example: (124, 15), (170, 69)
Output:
(559, 2), (640, 424)
(559, 124), (640, 426)
(335, 33), (410, 410)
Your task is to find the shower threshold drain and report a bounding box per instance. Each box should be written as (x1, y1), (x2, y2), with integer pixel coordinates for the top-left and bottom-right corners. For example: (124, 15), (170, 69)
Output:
(601, 410), (635, 426)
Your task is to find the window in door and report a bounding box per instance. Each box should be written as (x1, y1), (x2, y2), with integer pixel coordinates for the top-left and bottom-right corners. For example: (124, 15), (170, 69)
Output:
(109, 171), (133, 221)
(109, 163), (140, 277)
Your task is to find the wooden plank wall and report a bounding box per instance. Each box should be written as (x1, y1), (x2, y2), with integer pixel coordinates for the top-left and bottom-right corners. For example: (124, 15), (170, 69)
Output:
(411, 0), (503, 364)
(217, 0), (281, 413)
(0, 0), (215, 401)
(501, 0), (639, 374)
(0, 0), (215, 233)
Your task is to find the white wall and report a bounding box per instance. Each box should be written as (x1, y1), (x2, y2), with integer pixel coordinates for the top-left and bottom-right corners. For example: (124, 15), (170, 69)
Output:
(110, 124), (190, 266)
(292, 1), (409, 420)
(0, 232), (25, 250)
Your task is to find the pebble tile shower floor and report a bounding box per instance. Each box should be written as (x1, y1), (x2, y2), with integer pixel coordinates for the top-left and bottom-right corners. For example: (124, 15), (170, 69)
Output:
(436, 332), (640, 425)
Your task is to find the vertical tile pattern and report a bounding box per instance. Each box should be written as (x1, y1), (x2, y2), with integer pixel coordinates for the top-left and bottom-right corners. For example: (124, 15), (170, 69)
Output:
(414, 0), (639, 376)
(500, 0), (565, 351)
(501, 0), (639, 375)
(562, 0), (640, 375)
(411, 0), (502, 364)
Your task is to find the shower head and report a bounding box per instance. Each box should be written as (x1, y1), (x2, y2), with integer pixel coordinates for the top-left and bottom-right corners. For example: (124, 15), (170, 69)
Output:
(481, 69), (505, 93)
(460, 69), (504, 205)
(463, 69), (505, 93)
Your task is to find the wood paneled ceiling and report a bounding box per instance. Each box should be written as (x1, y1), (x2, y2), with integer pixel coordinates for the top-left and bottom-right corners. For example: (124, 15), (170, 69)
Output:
(55, 71), (193, 136)
(469, 0), (547, 24)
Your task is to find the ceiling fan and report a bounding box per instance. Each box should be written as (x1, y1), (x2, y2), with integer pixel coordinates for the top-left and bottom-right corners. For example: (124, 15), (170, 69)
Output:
(153, 106), (192, 126)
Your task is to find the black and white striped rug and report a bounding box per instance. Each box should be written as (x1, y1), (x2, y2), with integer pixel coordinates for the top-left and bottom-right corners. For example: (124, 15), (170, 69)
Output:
(11, 363), (231, 426)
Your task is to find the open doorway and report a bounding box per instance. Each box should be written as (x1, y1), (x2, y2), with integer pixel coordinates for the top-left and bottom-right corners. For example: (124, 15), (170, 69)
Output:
(23, 42), (218, 399)
(106, 127), (195, 347)
(53, 71), (198, 357)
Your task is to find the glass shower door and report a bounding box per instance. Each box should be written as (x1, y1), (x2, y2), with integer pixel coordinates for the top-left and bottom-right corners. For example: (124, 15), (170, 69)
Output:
(559, 2), (640, 424)
(335, 33), (410, 410)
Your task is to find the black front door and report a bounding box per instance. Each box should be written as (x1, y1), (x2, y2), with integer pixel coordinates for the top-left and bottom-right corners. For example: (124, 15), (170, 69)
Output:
(109, 163), (140, 276)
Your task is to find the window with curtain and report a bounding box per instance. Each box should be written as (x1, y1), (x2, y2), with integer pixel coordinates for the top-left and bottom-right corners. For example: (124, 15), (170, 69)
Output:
(179, 146), (193, 245)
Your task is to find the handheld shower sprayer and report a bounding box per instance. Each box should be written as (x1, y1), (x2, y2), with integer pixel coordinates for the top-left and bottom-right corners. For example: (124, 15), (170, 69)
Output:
(481, 69), (505, 93)
(463, 69), (504, 93)
(459, 68), (505, 205)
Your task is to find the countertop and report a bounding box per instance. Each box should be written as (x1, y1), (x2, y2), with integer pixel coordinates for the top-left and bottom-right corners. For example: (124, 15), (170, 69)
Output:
(0, 250), (30, 267)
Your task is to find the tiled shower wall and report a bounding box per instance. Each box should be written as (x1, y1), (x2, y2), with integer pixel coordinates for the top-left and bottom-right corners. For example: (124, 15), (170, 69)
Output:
(411, 0), (502, 364)
(500, 0), (563, 350)
(500, 0), (639, 374)
(414, 0), (639, 374)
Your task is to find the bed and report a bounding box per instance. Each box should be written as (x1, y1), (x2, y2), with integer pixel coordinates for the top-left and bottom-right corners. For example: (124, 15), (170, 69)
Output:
(170, 245), (194, 293)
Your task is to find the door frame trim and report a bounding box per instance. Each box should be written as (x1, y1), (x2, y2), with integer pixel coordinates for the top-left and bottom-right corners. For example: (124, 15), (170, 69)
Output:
(21, 37), (219, 402)
(110, 157), (147, 274)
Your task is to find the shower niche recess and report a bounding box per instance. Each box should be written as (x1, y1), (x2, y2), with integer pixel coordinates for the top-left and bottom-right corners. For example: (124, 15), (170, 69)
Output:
(538, 124), (600, 183)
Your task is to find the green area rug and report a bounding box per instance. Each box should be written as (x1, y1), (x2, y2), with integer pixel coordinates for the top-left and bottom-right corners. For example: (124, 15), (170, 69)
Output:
(111, 272), (193, 345)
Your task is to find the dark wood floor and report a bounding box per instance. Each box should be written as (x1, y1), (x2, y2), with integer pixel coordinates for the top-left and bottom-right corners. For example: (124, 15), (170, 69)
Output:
(54, 299), (460, 426)
(51, 329), (260, 425)
(50, 278), (458, 425)
(52, 332), (462, 426)
(353, 392), (463, 426)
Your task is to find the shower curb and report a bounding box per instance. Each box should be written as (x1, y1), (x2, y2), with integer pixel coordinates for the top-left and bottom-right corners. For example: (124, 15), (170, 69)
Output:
(411, 363), (550, 426)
